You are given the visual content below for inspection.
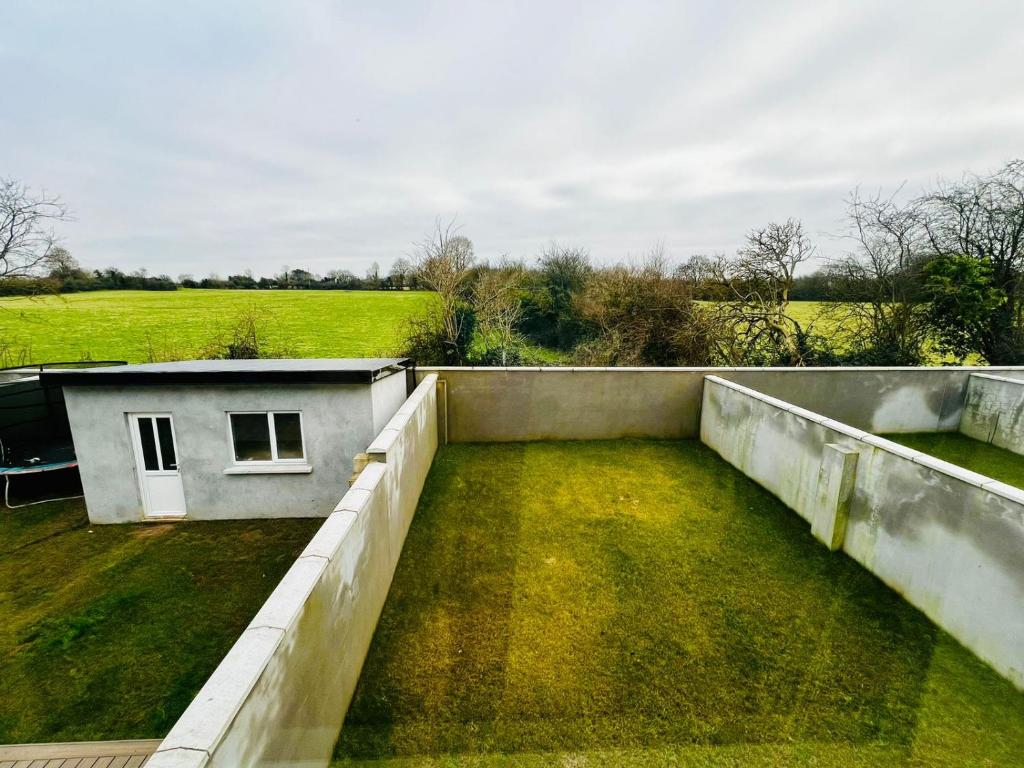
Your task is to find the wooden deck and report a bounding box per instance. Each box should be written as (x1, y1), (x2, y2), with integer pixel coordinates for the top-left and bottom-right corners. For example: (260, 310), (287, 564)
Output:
(0, 739), (162, 767)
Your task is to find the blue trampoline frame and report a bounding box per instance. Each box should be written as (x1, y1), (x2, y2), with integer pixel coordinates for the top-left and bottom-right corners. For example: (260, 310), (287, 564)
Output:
(0, 460), (82, 509)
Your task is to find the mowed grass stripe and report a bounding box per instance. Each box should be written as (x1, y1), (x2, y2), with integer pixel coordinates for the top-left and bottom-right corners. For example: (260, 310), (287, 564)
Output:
(333, 440), (1024, 766)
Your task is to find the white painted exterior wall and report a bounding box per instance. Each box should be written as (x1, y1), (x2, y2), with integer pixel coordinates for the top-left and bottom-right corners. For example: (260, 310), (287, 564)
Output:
(370, 367), (409, 437)
(63, 374), (408, 523)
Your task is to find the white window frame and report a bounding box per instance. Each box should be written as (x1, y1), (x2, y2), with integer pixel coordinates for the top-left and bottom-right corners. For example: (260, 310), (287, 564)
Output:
(224, 411), (311, 474)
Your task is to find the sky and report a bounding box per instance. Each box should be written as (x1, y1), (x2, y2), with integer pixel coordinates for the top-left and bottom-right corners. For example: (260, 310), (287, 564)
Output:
(2, 0), (1023, 278)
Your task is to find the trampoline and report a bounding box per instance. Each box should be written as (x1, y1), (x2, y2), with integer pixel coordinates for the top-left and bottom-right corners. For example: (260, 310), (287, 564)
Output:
(0, 361), (124, 509)
(0, 447), (80, 509)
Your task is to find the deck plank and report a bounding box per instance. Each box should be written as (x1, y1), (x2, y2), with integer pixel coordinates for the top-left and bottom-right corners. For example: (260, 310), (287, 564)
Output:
(0, 744), (158, 768)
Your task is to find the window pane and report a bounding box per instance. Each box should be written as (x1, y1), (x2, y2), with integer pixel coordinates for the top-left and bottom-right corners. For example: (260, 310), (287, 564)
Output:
(138, 418), (159, 471)
(273, 413), (304, 459)
(231, 413), (272, 461)
(156, 417), (177, 470)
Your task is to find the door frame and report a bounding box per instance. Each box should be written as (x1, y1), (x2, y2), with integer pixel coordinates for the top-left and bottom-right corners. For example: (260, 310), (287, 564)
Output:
(128, 412), (186, 520)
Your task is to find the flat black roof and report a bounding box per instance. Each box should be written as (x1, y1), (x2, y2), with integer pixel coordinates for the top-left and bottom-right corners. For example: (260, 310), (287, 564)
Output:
(39, 358), (411, 387)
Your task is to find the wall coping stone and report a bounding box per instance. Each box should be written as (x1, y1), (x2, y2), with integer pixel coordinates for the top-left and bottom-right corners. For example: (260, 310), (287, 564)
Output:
(366, 374), (438, 459)
(155, 626), (285, 756)
(301, 510), (358, 562)
(970, 372), (1024, 386)
(248, 557), (330, 632)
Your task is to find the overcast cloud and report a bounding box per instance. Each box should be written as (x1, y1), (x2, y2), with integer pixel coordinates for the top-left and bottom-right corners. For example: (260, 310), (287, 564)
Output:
(3, 0), (1022, 277)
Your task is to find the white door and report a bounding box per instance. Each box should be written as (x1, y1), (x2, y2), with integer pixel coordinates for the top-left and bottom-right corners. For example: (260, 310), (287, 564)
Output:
(129, 414), (186, 519)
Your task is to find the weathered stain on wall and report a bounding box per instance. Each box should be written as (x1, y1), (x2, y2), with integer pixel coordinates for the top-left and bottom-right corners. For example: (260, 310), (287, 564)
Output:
(146, 375), (440, 768)
(960, 372), (1024, 455)
(700, 375), (1024, 691)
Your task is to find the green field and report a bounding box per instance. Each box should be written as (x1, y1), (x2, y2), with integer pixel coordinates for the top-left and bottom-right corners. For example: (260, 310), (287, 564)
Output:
(332, 441), (1024, 767)
(0, 292), (958, 366)
(1, 292), (841, 366)
(0, 289), (437, 364)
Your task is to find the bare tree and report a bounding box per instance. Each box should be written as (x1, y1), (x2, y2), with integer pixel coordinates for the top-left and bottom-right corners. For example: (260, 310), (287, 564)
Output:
(48, 246), (80, 278)
(825, 188), (931, 364)
(1, 178), (69, 280)
(473, 260), (525, 365)
(411, 218), (476, 362)
(714, 219), (817, 365)
(388, 257), (412, 289)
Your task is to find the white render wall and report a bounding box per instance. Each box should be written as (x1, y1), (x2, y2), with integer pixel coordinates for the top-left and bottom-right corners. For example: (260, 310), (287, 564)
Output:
(64, 376), (409, 523)
(417, 366), (1024, 442)
(959, 372), (1024, 455)
(147, 374), (439, 768)
(370, 368), (410, 437)
(700, 375), (1024, 690)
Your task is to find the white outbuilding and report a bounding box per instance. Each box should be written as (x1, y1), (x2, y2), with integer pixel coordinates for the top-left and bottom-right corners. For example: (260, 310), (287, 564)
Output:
(41, 358), (413, 523)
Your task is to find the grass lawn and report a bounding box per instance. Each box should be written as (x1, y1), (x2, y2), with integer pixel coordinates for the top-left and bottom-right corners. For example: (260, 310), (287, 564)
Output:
(881, 432), (1024, 489)
(333, 440), (1024, 766)
(0, 498), (320, 744)
(0, 289), (437, 364)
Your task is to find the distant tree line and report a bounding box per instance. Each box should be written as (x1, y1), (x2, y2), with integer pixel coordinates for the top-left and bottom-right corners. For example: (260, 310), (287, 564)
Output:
(0, 251), (178, 295)
(0, 253), (421, 296)
(175, 260), (421, 291)
(400, 160), (1024, 368)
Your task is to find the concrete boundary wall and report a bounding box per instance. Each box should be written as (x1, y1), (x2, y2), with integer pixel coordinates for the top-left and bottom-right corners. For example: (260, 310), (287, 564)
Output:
(960, 372), (1024, 455)
(700, 375), (1024, 689)
(418, 366), (1024, 442)
(148, 374), (439, 768)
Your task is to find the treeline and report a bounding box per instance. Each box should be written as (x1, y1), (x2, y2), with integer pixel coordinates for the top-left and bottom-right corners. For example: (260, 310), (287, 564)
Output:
(0, 246), (889, 300)
(0, 256), (420, 296)
(0, 254), (177, 295)
(178, 262), (420, 291)
(400, 159), (1024, 368)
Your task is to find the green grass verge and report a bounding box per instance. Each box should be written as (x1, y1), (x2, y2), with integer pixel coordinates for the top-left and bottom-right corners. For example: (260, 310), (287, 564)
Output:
(332, 440), (1024, 766)
(0, 499), (320, 743)
(0, 289), (436, 363)
(880, 432), (1024, 489)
